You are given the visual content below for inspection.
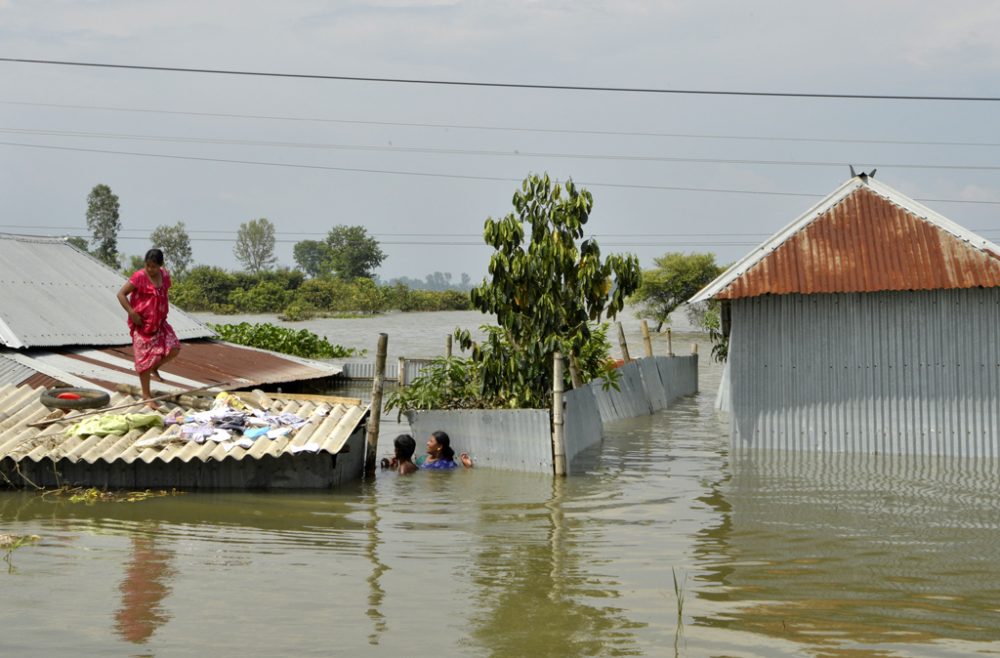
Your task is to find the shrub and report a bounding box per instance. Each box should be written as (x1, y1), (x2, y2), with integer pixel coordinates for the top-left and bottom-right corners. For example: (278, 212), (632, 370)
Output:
(210, 322), (363, 358)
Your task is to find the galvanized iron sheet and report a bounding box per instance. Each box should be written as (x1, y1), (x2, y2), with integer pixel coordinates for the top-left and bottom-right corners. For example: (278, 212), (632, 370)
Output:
(692, 178), (1000, 303)
(0, 384), (369, 468)
(563, 385), (603, 471)
(5, 341), (343, 394)
(0, 354), (35, 387)
(406, 355), (700, 474)
(728, 290), (1000, 456)
(405, 408), (553, 474)
(0, 234), (213, 348)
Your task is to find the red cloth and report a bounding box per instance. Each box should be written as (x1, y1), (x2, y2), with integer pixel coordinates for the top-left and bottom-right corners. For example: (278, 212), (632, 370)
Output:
(128, 269), (180, 373)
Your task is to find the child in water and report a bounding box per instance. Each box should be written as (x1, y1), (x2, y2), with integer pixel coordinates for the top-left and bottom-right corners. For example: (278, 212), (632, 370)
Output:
(381, 434), (419, 474)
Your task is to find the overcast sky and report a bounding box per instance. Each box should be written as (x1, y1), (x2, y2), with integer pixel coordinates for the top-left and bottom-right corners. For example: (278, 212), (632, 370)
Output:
(2, 1), (999, 282)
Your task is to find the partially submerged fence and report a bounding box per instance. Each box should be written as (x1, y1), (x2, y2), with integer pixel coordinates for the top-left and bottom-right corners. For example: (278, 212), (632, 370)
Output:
(406, 353), (698, 475)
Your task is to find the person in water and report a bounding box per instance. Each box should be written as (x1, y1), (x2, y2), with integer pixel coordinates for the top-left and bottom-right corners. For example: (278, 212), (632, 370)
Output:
(416, 431), (473, 469)
(116, 248), (181, 409)
(380, 434), (419, 475)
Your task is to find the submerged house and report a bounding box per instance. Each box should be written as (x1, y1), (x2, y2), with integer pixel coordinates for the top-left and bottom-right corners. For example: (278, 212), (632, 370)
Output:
(691, 175), (1000, 457)
(0, 233), (369, 488)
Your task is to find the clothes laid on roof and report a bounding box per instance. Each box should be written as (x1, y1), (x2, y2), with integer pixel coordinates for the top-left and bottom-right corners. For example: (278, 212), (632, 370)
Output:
(66, 414), (164, 437)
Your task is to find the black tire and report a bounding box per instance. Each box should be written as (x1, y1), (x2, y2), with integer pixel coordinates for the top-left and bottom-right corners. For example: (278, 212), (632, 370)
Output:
(39, 387), (111, 410)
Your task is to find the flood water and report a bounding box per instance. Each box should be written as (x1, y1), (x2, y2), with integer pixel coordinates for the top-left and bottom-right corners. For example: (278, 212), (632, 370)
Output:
(2, 311), (999, 657)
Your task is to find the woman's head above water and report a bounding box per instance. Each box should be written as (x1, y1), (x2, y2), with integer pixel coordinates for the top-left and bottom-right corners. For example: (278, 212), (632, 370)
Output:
(426, 430), (455, 461)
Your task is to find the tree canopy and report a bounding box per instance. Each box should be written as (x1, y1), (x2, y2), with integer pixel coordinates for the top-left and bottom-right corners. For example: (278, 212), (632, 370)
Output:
(292, 239), (332, 278)
(151, 221), (194, 277)
(85, 184), (121, 267)
(468, 173), (641, 408)
(234, 217), (277, 274)
(630, 252), (724, 331)
(325, 225), (386, 280)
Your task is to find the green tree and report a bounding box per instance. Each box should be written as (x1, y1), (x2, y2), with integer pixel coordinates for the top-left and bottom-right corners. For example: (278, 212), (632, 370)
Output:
(325, 225), (385, 280)
(292, 239), (332, 278)
(630, 252), (724, 331)
(234, 217), (277, 274)
(150, 221), (194, 277)
(85, 184), (121, 267)
(468, 174), (641, 408)
(65, 236), (89, 252)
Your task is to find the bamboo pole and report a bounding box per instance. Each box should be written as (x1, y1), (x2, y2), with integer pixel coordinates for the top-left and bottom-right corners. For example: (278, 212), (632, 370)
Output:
(640, 320), (654, 358)
(568, 354), (583, 389)
(365, 333), (388, 477)
(616, 321), (631, 363)
(691, 343), (699, 354)
(667, 328), (674, 356)
(397, 357), (406, 387)
(446, 334), (453, 358)
(552, 351), (567, 476)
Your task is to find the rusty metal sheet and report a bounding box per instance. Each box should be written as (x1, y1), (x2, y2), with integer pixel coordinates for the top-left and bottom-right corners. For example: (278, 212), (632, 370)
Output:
(692, 178), (1000, 302)
(6, 340), (343, 393)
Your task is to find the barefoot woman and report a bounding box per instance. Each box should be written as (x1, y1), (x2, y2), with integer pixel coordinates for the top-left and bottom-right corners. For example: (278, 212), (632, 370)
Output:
(116, 249), (181, 408)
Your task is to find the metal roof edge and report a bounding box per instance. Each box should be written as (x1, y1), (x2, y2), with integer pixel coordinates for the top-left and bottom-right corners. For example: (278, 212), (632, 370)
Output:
(1, 349), (104, 390)
(211, 339), (344, 376)
(690, 177), (864, 303)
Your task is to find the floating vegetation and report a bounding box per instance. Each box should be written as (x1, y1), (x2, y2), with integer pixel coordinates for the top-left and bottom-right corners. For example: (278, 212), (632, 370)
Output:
(2, 534), (41, 574)
(40, 486), (185, 504)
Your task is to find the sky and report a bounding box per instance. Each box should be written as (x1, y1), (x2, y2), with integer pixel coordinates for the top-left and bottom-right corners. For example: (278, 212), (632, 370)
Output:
(1, 1), (999, 282)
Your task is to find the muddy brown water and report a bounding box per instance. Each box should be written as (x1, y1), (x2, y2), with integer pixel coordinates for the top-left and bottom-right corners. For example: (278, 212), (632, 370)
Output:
(2, 311), (998, 656)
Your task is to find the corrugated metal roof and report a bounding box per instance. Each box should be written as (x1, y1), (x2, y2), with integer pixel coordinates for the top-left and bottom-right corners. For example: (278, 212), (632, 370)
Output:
(0, 384), (369, 466)
(0, 354), (36, 387)
(0, 233), (214, 348)
(691, 177), (1000, 302)
(1, 340), (343, 393)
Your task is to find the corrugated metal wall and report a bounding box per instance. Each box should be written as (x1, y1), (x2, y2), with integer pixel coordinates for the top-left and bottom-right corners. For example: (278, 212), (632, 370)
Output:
(405, 355), (700, 474)
(729, 289), (1000, 456)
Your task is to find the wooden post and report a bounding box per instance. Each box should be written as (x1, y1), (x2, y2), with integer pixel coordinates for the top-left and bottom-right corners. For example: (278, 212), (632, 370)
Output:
(691, 343), (699, 355)
(667, 328), (674, 356)
(552, 351), (567, 476)
(640, 320), (653, 358)
(616, 321), (631, 363)
(397, 357), (406, 387)
(365, 333), (388, 476)
(446, 334), (453, 358)
(568, 354), (583, 389)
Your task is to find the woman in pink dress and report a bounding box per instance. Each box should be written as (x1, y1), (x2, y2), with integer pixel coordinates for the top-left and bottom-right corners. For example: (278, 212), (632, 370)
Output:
(116, 248), (181, 408)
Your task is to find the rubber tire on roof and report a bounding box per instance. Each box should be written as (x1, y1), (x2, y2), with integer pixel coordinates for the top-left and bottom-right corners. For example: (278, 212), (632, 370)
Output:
(39, 387), (111, 410)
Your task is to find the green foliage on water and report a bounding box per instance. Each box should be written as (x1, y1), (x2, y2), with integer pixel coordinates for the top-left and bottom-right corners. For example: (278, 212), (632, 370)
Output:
(387, 356), (490, 412)
(171, 265), (472, 317)
(209, 322), (363, 359)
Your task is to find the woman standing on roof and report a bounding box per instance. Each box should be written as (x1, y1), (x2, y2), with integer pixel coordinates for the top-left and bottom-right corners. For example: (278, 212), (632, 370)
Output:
(116, 248), (180, 409)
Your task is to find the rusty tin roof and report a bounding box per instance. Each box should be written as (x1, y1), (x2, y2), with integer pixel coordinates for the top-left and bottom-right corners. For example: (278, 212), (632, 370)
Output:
(1, 339), (344, 393)
(0, 384), (368, 467)
(691, 177), (1000, 302)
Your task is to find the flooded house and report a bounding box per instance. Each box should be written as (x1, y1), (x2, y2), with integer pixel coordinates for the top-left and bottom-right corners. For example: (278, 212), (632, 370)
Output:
(691, 174), (1000, 457)
(0, 233), (369, 488)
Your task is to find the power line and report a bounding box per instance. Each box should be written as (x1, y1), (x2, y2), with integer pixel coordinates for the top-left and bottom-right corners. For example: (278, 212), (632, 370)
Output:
(9, 224), (1000, 236)
(3, 140), (999, 205)
(6, 126), (1000, 171)
(3, 99), (998, 148)
(2, 57), (999, 102)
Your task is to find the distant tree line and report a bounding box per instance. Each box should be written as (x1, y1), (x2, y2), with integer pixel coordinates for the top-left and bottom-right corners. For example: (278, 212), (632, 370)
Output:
(71, 183), (472, 317)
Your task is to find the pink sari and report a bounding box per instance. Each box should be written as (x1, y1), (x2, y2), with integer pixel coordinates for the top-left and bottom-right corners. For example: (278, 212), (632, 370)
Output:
(128, 269), (180, 373)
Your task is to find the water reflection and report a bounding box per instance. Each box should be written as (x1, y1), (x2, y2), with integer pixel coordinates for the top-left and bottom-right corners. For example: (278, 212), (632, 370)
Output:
(469, 476), (644, 657)
(694, 451), (1000, 654)
(114, 526), (174, 644)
